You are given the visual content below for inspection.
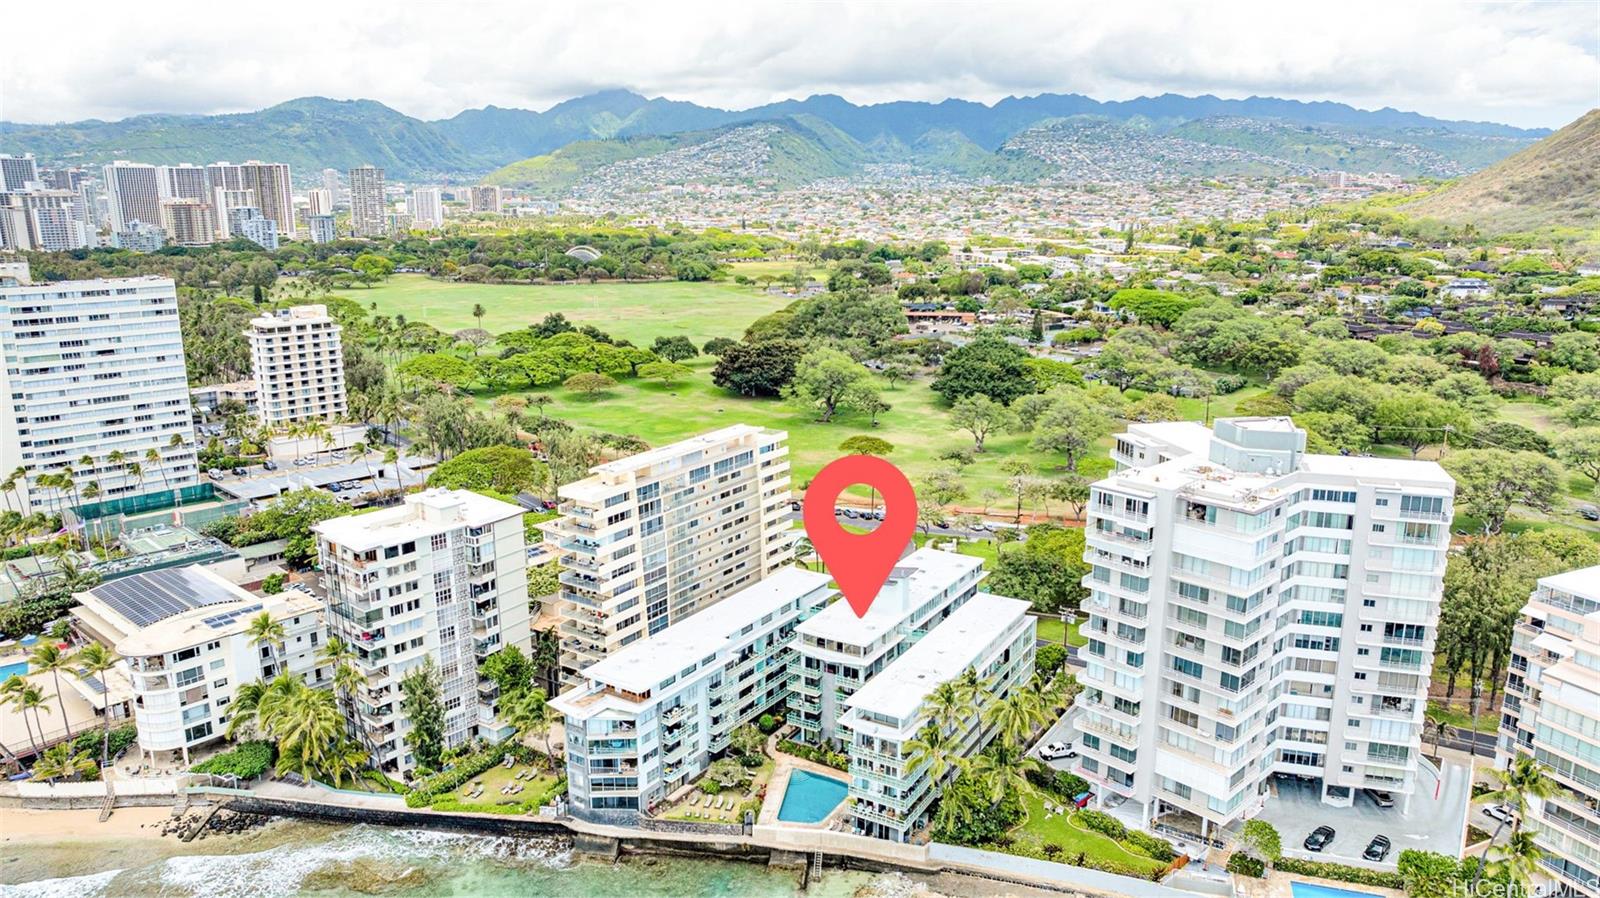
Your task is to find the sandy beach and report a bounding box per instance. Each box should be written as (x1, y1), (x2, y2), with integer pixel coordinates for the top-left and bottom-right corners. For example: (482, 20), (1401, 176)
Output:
(1, 807), (177, 844)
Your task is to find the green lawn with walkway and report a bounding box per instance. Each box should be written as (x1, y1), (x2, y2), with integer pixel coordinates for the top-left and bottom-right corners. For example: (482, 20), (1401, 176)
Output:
(1008, 794), (1169, 876)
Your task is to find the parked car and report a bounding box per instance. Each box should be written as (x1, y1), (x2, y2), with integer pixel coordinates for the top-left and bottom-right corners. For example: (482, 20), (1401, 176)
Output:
(207, 468), (225, 480)
(1039, 741), (1076, 761)
(327, 482), (342, 493)
(231, 467), (247, 476)
(1579, 504), (1600, 521)
(1304, 825), (1336, 852)
(1363, 835), (1392, 862)
(1364, 788), (1395, 809)
(1072, 791), (1093, 809)
(841, 508), (857, 518)
(262, 460), (278, 471)
(1483, 803), (1517, 826)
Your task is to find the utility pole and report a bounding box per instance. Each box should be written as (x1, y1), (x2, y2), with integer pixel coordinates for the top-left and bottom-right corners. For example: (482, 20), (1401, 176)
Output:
(1468, 679), (1482, 759)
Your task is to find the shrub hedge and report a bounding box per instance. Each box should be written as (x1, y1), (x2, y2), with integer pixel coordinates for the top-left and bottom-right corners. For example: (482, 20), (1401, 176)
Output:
(1226, 853), (1266, 877)
(1276, 857), (1406, 890)
(777, 739), (848, 770)
(191, 741), (275, 779)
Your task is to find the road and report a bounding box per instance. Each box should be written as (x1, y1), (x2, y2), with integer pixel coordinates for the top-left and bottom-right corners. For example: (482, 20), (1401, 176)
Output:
(784, 506), (1015, 542)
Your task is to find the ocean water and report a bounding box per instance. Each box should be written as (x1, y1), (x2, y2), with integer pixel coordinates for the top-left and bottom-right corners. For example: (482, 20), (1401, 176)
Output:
(0, 820), (975, 898)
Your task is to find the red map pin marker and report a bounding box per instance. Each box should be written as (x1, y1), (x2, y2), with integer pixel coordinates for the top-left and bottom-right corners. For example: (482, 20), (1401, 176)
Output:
(803, 455), (917, 618)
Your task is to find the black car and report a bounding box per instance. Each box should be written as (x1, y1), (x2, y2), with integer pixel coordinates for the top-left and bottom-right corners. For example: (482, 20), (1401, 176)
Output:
(1304, 825), (1336, 852)
(1363, 835), (1392, 862)
(231, 467), (247, 476)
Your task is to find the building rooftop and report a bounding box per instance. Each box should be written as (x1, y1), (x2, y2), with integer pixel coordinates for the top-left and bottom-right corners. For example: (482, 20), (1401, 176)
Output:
(797, 548), (984, 646)
(1541, 565), (1600, 600)
(74, 565), (321, 656)
(573, 566), (833, 696)
(559, 425), (784, 501)
(842, 592), (1031, 727)
(313, 488), (523, 550)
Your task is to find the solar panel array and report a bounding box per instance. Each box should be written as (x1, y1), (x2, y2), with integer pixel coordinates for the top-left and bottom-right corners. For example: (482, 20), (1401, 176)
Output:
(202, 603), (263, 629)
(92, 566), (248, 627)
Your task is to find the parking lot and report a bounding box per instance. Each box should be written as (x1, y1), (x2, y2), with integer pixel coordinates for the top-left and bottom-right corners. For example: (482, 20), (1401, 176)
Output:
(1248, 760), (1470, 869)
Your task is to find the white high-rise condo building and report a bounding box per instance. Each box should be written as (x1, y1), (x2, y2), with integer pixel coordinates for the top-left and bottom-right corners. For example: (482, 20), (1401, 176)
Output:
(0, 189), (90, 251)
(71, 566), (330, 765)
(231, 208), (279, 251)
(115, 221), (165, 253)
(308, 214), (337, 244)
(540, 425), (796, 684)
(793, 548), (986, 745)
(1071, 417), (1454, 840)
(348, 165), (387, 237)
(410, 187), (444, 228)
(247, 304), (347, 425)
(306, 187), (334, 217)
(321, 168), (341, 203)
(1, 153), (40, 191)
(842, 593), (1035, 841)
(157, 164), (211, 202)
(103, 161), (162, 232)
(1496, 566), (1600, 897)
(0, 264), (199, 513)
(552, 567), (834, 821)
(314, 489), (531, 773)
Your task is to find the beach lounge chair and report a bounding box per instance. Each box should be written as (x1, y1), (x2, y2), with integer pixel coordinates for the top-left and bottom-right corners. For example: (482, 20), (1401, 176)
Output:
(690, 794), (700, 806)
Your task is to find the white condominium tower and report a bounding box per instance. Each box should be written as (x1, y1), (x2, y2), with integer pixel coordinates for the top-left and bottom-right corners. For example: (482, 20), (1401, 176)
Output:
(1496, 566), (1600, 896)
(540, 425), (796, 684)
(794, 548), (986, 745)
(0, 263), (199, 513)
(842, 593), (1036, 842)
(348, 165), (387, 237)
(306, 187), (335, 217)
(313, 489), (531, 773)
(158, 198), (216, 246)
(409, 187), (444, 229)
(469, 185), (503, 214)
(157, 164), (211, 202)
(0, 189), (91, 251)
(552, 567), (833, 821)
(246, 304), (348, 425)
(1, 153), (40, 191)
(1072, 417), (1455, 840)
(103, 161), (162, 231)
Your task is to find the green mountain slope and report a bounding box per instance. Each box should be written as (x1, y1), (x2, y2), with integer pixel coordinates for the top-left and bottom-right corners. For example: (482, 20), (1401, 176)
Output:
(1167, 117), (1529, 178)
(1401, 109), (1600, 235)
(482, 135), (686, 193)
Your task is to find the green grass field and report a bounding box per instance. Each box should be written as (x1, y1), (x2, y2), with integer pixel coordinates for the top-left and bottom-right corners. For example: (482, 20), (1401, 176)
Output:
(331, 274), (789, 346)
(1011, 794), (1169, 875)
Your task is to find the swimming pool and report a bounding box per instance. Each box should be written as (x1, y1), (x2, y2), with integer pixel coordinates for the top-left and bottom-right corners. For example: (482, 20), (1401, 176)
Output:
(1291, 882), (1382, 898)
(0, 661), (27, 681)
(776, 769), (848, 823)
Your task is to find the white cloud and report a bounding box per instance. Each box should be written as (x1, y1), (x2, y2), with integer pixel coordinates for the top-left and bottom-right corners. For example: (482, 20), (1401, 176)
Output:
(1, 0), (1595, 129)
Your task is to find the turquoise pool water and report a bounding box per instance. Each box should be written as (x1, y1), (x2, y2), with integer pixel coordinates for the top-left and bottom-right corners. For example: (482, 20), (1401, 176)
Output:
(1291, 882), (1382, 898)
(776, 769), (848, 823)
(0, 660), (27, 680)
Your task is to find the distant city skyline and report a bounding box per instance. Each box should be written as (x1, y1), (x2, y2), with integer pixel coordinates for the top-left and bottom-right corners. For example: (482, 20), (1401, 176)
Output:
(3, 0), (1595, 130)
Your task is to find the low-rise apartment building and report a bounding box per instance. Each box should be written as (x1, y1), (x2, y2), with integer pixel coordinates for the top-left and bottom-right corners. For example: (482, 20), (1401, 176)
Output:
(540, 426), (795, 685)
(71, 566), (328, 764)
(551, 567), (833, 822)
(1496, 566), (1600, 897)
(1072, 417), (1455, 841)
(841, 592), (1035, 842)
(793, 548), (986, 745)
(314, 489), (529, 773)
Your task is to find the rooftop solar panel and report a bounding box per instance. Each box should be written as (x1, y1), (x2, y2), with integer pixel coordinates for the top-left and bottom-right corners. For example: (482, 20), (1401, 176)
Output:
(91, 566), (246, 628)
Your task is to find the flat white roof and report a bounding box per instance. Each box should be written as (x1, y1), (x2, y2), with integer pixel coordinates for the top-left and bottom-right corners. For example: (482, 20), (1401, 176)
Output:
(797, 548), (984, 646)
(1124, 421), (1212, 456)
(844, 593), (1031, 724)
(313, 488), (522, 550)
(578, 566), (833, 695)
(1542, 565), (1600, 600)
(590, 424), (775, 477)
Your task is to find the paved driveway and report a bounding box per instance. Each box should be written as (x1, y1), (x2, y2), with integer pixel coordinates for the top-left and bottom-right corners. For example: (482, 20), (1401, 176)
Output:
(1029, 710), (1081, 772)
(1249, 760), (1469, 869)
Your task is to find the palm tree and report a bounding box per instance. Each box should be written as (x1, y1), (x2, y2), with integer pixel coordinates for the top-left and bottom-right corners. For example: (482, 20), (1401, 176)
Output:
(472, 303), (486, 331)
(904, 722), (960, 784)
(28, 643), (74, 743)
(15, 683), (53, 756)
(1489, 830), (1543, 893)
(505, 688), (558, 771)
(225, 679), (272, 741)
(923, 679), (974, 737)
(793, 535), (817, 571)
(320, 637), (373, 760)
(322, 738), (370, 789)
(146, 447), (171, 496)
(72, 643), (119, 768)
(124, 461), (144, 497)
(1423, 708), (1455, 761)
(260, 675), (342, 779)
(965, 740), (1042, 809)
(31, 743), (98, 783)
(245, 612), (287, 674)
(1, 675), (37, 757)
(983, 686), (1047, 749)
(1472, 756), (1558, 890)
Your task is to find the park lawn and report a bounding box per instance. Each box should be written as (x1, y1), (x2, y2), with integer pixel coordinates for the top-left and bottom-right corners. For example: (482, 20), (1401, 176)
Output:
(484, 363), (1067, 500)
(1034, 616), (1087, 647)
(437, 763), (560, 812)
(331, 274), (789, 346)
(912, 532), (1002, 569)
(1425, 698), (1499, 732)
(1010, 794), (1168, 876)
(659, 757), (773, 823)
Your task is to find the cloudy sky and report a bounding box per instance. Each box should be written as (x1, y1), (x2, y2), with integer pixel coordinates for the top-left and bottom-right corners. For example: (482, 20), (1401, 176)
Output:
(2, 0), (1596, 129)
